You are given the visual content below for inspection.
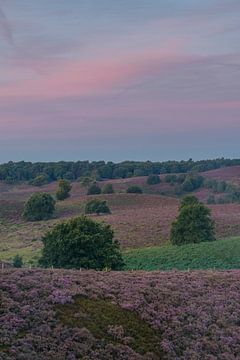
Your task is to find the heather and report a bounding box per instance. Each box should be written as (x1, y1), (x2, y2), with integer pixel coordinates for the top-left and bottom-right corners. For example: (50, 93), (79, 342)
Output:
(1, 269), (240, 359)
(124, 237), (240, 271)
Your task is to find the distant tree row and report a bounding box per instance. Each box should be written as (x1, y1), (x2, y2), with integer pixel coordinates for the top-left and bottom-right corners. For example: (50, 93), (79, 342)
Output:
(1, 158), (240, 184)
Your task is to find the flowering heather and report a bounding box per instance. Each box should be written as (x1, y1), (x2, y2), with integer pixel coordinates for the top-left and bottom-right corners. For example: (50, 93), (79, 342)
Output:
(1, 269), (240, 359)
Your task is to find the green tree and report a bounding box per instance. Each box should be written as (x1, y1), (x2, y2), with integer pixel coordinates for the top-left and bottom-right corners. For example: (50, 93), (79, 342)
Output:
(13, 254), (23, 268)
(147, 174), (161, 185)
(87, 183), (101, 195)
(171, 195), (215, 245)
(29, 174), (49, 186)
(85, 199), (111, 215)
(80, 176), (94, 187)
(102, 183), (114, 194)
(126, 185), (143, 194)
(56, 179), (72, 201)
(39, 216), (124, 270)
(23, 193), (55, 221)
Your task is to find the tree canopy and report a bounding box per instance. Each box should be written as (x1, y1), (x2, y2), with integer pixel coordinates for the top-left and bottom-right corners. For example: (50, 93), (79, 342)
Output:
(171, 195), (215, 245)
(23, 193), (55, 221)
(56, 179), (72, 201)
(39, 216), (124, 270)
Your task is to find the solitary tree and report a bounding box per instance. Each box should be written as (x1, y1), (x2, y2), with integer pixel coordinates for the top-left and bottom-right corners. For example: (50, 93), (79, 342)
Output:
(39, 216), (124, 270)
(147, 174), (160, 185)
(23, 193), (55, 221)
(29, 174), (49, 187)
(170, 195), (215, 245)
(85, 199), (111, 215)
(87, 183), (101, 195)
(13, 254), (23, 268)
(56, 179), (72, 201)
(102, 183), (114, 194)
(126, 185), (143, 194)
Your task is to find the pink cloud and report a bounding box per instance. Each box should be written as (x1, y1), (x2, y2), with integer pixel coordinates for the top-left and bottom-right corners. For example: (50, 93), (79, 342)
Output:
(0, 40), (190, 100)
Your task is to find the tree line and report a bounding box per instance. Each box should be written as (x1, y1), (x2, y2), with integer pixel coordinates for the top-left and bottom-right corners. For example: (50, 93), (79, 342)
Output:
(1, 158), (240, 184)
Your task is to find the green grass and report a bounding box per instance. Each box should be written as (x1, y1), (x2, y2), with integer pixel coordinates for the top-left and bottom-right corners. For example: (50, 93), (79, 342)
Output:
(124, 237), (240, 271)
(56, 296), (162, 357)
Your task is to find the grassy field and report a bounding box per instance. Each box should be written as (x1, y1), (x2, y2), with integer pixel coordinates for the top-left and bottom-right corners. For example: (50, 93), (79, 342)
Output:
(124, 236), (240, 271)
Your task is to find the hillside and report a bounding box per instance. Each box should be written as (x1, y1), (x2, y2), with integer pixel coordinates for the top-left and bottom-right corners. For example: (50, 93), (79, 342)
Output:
(1, 269), (240, 359)
(201, 165), (240, 186)
(124, 236), (240, 271)
(1, 171), (240, 264)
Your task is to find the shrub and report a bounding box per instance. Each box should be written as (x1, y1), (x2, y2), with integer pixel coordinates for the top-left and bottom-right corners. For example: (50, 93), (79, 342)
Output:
(85, 199), (111, 215)
(171, 195), (215, 245)
(80, 176), (94, 187)
(207, 194), (216, 204)
(182, 175), (204, 192)
(147, 174), (160, 185)
(39, 216), (124, 270)
(29, 174), (49, 187)
(165, 174), (177, 184)
(126, 186), (143, 194)
(102, 184), (114, 194)
(23, 193), (55, 221)
(56, 179), (72, 201)
(87, 183), (101, 195)
(13, 254), (23, 268)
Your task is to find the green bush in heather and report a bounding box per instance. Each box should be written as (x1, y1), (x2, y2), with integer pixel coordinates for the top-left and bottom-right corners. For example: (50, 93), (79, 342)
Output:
(171, 195), (215, 245)
(126, 185), (143, 194)
(85, 199), (111, 215)
(56, 179), (72, 201)
(39, 216), (124, 270)
(23, 193), (55, 221)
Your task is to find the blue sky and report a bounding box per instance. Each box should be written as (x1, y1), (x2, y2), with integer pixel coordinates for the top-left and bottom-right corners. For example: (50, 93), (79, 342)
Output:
(0, 0), (239, 162)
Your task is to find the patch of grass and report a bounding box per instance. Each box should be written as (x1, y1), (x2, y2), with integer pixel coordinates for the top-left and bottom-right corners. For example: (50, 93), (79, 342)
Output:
(56, 296), (162, 357)
(124, 237), (240, 271)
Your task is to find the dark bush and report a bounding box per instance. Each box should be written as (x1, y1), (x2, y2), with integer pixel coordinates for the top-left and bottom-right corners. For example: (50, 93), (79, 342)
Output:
(85, 199), (111, 215)
(102, 184), (114, 194)
(23, 193), (55, 221)
(39, 216), (124, 270)
(126, 186), (143, 194)
(147, 174), (161, 185)
(29, 174), (49, 187)
(171, 195), (215, 245)
(13, 254), (23, 268)
(56, 179), (72, 201)
(87, 183), (101, 195)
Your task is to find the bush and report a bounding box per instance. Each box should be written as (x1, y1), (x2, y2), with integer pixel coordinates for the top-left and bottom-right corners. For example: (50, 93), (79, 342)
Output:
(171, 195), (215, 245)
(80, 176), (94, 187)
(13, 254), (23, 268)
(165, 174), (177, 184)
(102, 184), (114, 194)
(126, 186), (143, 194)
(56, 179), (72, 201)
(23, 193), (55, 221)
(147, 174), (160, 185)
(207, 194), (216, 204)
(87, 183), (101, 195)
(181, 175), (204, 192)
(29, 174), (49, 187)
(85, 199), (111, 215)
(39, 216), (124, 270)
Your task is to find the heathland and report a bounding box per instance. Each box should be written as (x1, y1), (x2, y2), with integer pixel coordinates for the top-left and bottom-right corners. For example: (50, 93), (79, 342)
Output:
(1, 160), (240, 359)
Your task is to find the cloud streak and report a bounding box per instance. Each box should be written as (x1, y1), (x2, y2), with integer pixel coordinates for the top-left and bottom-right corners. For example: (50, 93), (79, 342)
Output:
(0, 5), (13, 45)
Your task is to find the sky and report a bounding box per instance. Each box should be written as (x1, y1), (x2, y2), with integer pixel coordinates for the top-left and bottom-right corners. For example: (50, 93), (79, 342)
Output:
(0, 0), (239, 163)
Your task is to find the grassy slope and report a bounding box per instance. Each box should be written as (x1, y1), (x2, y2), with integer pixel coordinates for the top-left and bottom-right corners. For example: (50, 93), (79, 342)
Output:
(124, 236), (240, 271)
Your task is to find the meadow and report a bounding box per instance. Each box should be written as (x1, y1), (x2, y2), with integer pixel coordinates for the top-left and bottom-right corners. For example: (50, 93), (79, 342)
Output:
(124, 236), (240, 271)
